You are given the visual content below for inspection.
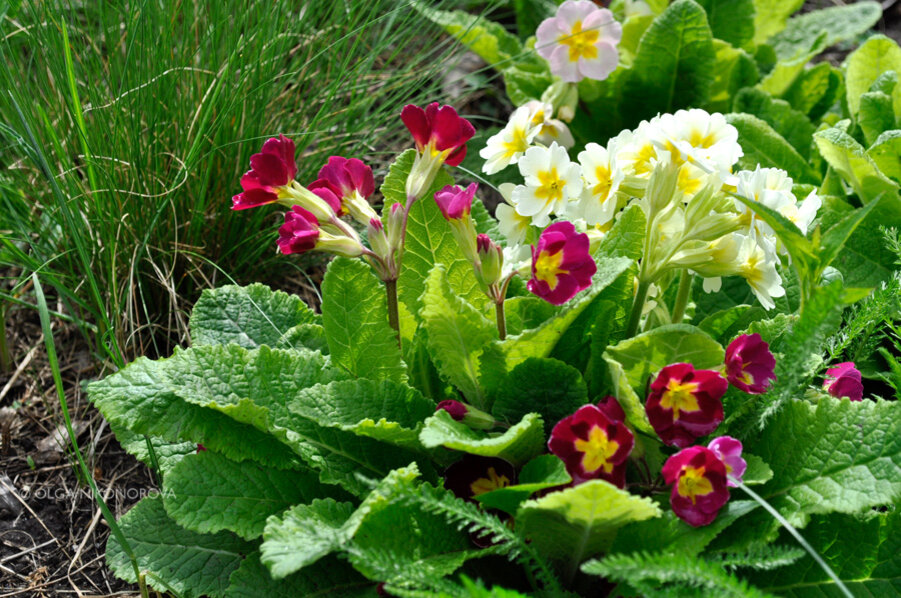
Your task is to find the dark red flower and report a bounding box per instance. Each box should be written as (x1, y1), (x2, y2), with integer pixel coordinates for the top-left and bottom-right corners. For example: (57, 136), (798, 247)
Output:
(528, 221), (596, 305)
(444, 455), (517, 502)
(437, 400), (468, 421)
(317, 156), (374, 199)
(232, 135), (297, 210)
(548, 404), (633, 488)
(725, 333), (776, 394)
(662, 446), (730, 527)
(401, 103), (475, 167)
(645, 363), (727, 448)
(823, 362), (864, 401)
(277, 206), (319, 255)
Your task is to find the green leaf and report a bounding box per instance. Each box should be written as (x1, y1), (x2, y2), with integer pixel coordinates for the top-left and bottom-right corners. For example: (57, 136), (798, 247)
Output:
(421, 266), (495, 406)
(321, 257), (406, 383)
(868, 129), (901, 182)
(596, 204), (645, 260)
(751, 397), (901, 526)
(694, 0), (755, 50)
(164, 451), (331, 540)
(697, 305), (768, 344)
(769, 2), (882, 62)
(190, 283), (318, 349)
(287, 378), (433, 450)
(475, 455), (571, 515)
(385, 151), (483, 315)
(619, 14), (655, 66)
(106, 495), (253, 598)
(814, 126), (899, 203)
(413, 3), (522, 65)
(276, 322), (329, 354)
(743, 454), (774, 485)
(419, 410), (545, 466)
(706, 40), (759, 113)
(783, 62), (843, 119)
(733, 87), (816, 158)
(760, 32), (828, 99)
(113, 426), (195, 475)
(845, 35), (901, 120)
(749, 510), (901, 596)
(859, 91), (896, 147)
(726, 113), (818, 183)
(752, 0), (804, 44)
(829, 193), (901, 287)
(502, 57), (555, 106)
(492, 357), (588, 434)
(517, 480), (662, 561)
(622, 0), (716, 123)
(818, 196), (883, 271)
(225, 553), (377, 598)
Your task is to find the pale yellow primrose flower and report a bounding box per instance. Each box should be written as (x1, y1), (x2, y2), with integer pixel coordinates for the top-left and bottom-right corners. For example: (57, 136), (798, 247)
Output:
(736, 233), (785, 310)
(513, 143), (583, 227)
(524, 101), (576, 148)
(578, 140), (624, 227)
(480, 106), (539, 175)
(496, 182), (532, 247)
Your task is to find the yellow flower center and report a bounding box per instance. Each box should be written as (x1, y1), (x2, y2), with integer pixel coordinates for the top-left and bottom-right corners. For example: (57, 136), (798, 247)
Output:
(535, 167), (566, 205)
(534, 249), (567, 290)
(633, 143), (657, 175)
(574, 426), (620, 474)
(559, 20), (600, 62)
(502, 126), (530, 159)
(677, 164), (703, 195)
(592, 164), (613, 200)
(688, 128), (717, 149)
(677, 466), (714, 504)
(470, 467), (511, 496)
(659, 378), (700, 419)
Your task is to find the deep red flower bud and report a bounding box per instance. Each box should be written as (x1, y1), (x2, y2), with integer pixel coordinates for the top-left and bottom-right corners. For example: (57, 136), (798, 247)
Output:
(645, 363), (727, 448)
(436, 400), (468, 421)
(196, 443), (207, 453)
(232, 135), (297, 210)
(548, 404), (634, 488)
(662, 446), (730, 527)
(707, 436), (746, 487)
(528, 221), (596, 305)
(444, 455), (516, 502)
(401, 102), (475, 167)
(277, 206), (320, 255)
(823, 362), (863, 401)
(725, 333), (776, 394)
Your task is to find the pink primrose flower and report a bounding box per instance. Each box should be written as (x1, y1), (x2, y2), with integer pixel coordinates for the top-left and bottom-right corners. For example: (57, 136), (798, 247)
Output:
(232, 135), (297, 210)
(645, 363), (727, 448)
(536, 1), (622, 83)
(434, 183), (478, 221)
(707, 436), (746, 488)
(724, 333), (776, 394)
(823, 362), (864, 401)
(276, 206), (320, 255)
(527, 221), (596, 305)
(401, 102), (475, 167)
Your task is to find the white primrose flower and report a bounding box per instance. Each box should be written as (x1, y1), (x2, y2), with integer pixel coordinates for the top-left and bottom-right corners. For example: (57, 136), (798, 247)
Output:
(480, 106), (540, 175)
(524, 101), (575, 148)
(577, 140), (624, 226)
(736, 233), (785, 310)
(513, 143), (583, 227)
(496, 182), (532, 246)
(777, 189), (822, 236)
(650, 109), (743, 181)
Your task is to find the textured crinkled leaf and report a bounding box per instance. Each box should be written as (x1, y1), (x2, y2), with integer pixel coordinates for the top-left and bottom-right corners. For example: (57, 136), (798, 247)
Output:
(733, 88), (816, 158)
(113, 425), (196, 475)
(707, 41), (759, 113)
(742, 454), (773, 486)
(604, 355), (654, 435)
(697, 305), (768, 344)
(502, 296), (557, 337)
(622, 0), (715, 122)
(868, 129), (901, 183)
(784, 62), (842, 119)
(321, 257), (406, 383)
(830, 194), (901, 287)
(814, 126), (899, 203)
(695, 0), (755, 50)
(164, 451), (333, 540)
(476, 455), (571, 515)
(190, 283), (317, 349)
(287, 378), (433, 450)
(276, 323), (328, 354)
(769, 2), (881, 62)
(88, 355), (300, 469)
(752, 0), (803, 44)
(517, 480), (662, 561)
(845, 35), (901, 120)
(491, 256), (632, 371)
(859, 91), (895, 147)
(726, 113), (818, 183)
(419, 410), (545, 466)
(750, 510), (901, 597)
(503, 58), (555, 106)
(225, 552), (377, 598)
(751, 397), (901, 526)
(413, 3), (521, 64)
(106, 495), (253, 598)
(421, 266), (495, 406)
(492, 357), (587, 434)
(596, 204), (645, 261)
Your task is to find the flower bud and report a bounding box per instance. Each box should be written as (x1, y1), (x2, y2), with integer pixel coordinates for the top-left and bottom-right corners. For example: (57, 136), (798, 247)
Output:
(436, 400), (495, 430)
(823, 362), (864, 401)
(476, 234), (503, 291)
(386, 203), (405, 251)
(724, 333), (776, 394)
(367, 217), (390, 259)
(435, 184), (479, 265)
(645, 161), (680, 214)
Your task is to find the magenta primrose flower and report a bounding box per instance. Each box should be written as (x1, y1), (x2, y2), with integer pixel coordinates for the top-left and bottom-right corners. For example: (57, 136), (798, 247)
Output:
(548, 403), (633, 488)
(823, 362), (864, 401)
(536, 0), (622, 83)
(436, 400), (468, 421)
(402, 102), (475, 168)
(232, 135), (298, 210)
(662, 446), (730, 527)
(277, 206), (363, 258)
(310, 156), (377, 224)
(707, 436), (746, 488)
(724, 333), (777, 394)
(528, 221), (596, 305)
(645, 363), (727, 448)
(435, 183), (477, 221)
(444, 455), (517, 502)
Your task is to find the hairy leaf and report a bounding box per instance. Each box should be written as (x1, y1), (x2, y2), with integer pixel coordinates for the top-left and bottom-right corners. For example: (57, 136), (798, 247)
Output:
(419, 410), (545, 466)
(695, 0), (755, 50)
(726, 113), (818, 183)
(733, 88), (816, 158)
(845, 35), (901, 120)
(769, 2), (881, 61)
(492, 357), (588, 434)
(752, 0), (803, 44)
(814, 126), (899, 204)
(225, 553), (377, 597)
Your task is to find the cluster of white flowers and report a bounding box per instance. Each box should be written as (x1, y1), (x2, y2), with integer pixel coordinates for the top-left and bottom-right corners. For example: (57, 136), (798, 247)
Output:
(480, 106), (823, 310)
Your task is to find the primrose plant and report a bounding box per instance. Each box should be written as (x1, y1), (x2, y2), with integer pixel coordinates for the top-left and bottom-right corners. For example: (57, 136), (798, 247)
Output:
(90, 97), (901, 597)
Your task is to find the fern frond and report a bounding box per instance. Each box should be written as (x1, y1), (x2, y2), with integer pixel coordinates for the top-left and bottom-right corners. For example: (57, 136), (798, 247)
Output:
(715, 544), (805, 571)
(346, 545), (470, 598)
(582, 551), (776, 598)
(392, 482), (563, 595)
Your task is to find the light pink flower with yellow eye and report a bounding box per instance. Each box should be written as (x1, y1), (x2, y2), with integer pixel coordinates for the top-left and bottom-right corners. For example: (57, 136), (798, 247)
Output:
(536, 1), (622, 83)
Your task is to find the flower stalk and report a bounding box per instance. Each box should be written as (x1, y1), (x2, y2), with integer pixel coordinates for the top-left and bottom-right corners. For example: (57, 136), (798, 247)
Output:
(670, 269), (692, 324)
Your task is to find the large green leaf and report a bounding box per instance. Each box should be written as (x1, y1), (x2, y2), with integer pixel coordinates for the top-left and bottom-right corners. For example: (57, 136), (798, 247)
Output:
(413, 3), (522, 65)
(164, 451), (331, 540)
(321, 257), (406, 382)
(733, 87), (816, 158)
(225, 553), (377, 598)
(783, 62), (843, 120)
(706, 41), (759, 113)
(114, 426), (195, 476)
(517, 480), (662, 562)
(697, 305), (768, 344)
(726, 113), (818, 183)
(750, 397), (901, 526)
(106, 495), (253, 598)
(502, 56), (555, 106)
(476, 455), (571, 515)
(768, 2), (881, 62)
(622, 0), (715, 123)
(859, 90), (896, 147)
(694, 0), (755, 51)
(829, 194), (901, 287)
(419, 410), (545, 466)
(814, 126), (899, 203)
(868, 129), (901, 183)
(421, 265), (495, 406)
(845, 35), (901, 120)
(492, 357), (588, 433)
(752, 0), (803, 45)
(189, 283), (318, 349)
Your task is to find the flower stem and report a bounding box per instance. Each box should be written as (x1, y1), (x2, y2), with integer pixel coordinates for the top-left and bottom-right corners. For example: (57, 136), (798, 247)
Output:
(495, 300), (507, 340)
(670, 269), (692, 324)
(625, 278), (651, 338)
(385, 278), (401, 348)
